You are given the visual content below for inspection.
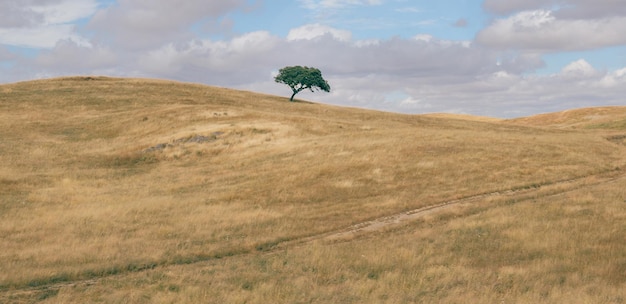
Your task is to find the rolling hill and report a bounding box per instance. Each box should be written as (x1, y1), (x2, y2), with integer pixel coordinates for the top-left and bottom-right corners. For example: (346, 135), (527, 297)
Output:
(1, 77), (624, 303)
(507, 106), (626, 130)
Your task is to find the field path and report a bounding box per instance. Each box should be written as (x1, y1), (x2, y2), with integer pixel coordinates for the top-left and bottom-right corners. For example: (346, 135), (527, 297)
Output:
(2, 168), (624, 302)
(284, 168), (625, 245)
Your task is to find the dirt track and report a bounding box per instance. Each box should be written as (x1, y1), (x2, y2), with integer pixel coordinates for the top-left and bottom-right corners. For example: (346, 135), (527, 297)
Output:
(288, 168), (625, 245)
(2, 168), (624, 302)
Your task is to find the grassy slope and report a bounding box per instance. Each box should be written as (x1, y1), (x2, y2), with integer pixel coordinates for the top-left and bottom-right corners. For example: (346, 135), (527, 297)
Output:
(1, 77), (624, 303)
(507, 106), (626, 129)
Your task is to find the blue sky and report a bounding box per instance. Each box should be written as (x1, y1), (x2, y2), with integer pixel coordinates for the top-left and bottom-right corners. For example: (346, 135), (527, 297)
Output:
(230, 1), (485, 41)
(1, 0), (625, 117)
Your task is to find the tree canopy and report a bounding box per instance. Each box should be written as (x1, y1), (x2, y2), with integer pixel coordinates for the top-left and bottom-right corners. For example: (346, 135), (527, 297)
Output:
(274, 66), (331, 101)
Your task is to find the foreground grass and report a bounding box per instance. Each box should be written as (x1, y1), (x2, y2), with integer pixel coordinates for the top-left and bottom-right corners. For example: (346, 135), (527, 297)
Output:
(1, 77), (624, 302)
(31, 175), (624, 304)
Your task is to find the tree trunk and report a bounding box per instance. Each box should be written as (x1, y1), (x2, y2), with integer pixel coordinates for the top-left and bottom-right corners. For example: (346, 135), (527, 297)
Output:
(290, 91), (297, 102)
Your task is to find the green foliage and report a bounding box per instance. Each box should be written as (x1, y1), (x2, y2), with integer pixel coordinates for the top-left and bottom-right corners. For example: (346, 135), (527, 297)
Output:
(274, 66), (331, 101)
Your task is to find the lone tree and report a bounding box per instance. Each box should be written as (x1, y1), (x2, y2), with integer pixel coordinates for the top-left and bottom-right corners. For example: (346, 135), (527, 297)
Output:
(274, 66), (330, 101)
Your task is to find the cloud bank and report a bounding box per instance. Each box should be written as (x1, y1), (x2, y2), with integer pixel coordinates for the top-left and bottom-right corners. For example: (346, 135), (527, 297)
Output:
(1, 0), (625, 118)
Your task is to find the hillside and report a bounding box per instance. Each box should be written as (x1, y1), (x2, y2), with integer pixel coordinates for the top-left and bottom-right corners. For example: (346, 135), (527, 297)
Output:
(507, 106), (626, 130)
(1, 77), (624, 303)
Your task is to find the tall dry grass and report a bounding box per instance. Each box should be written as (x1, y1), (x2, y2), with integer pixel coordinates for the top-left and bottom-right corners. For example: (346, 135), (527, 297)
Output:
(37, 175), (626, 304)
(1, 77), (624, 302)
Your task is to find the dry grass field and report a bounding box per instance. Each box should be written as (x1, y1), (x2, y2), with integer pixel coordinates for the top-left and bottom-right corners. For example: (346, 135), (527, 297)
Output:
(1, 77), (624, 303)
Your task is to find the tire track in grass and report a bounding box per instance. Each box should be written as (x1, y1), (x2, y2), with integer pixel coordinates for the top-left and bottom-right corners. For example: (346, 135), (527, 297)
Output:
(2, 168), (624, 301)
(319, 170), (626, 243)
(269, 168), (624, 246)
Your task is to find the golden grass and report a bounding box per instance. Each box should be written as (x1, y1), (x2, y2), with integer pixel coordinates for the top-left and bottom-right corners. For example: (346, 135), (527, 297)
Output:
(508, 106), (626, 130)
(24, 175), (626, 304)
(422, 112), (503, 123)
(1, 77), (624, 303)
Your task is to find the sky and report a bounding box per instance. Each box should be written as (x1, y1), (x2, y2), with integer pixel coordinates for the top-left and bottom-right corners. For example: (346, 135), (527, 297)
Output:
(1, 0), (625, 118)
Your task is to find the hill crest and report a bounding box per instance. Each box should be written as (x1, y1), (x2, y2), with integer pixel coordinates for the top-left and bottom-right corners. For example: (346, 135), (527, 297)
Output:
(4, 76), (624, 127)
(507, 106), (626, 129)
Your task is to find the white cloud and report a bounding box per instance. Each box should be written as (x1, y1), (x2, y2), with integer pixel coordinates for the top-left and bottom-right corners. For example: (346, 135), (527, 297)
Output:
(483, 0), (626, 19)
(9, 39), (119, 81)
(230, 31), (277, 53)
(413, 34), (433, 42)
(88, 0), (251, 50)
(30, 0), (100, 25)
(300, 0), (382, 9)
(36, 40), (116, 69)
(0, 25), (90, 48)
(0, 0), (98, 48)
(477, 10), (626, 51)
(413, 34), (472, 48)
(287, 24), (352, 41)
(482, 0), (558, 15)
(136, 31), (282, 83)
(598, 67), (626, 88)
(560, 59), (598, 79)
